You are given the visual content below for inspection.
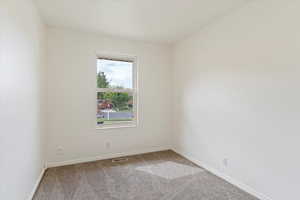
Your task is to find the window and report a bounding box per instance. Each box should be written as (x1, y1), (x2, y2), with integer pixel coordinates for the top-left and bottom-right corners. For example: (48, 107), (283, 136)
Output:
(96, 56), (137, 128)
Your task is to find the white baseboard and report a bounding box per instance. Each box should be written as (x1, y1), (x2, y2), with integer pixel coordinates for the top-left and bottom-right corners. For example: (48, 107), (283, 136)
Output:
(28, 168), (46, 200)
(172, 148), (273, 200)
(46, 146), (171, 168)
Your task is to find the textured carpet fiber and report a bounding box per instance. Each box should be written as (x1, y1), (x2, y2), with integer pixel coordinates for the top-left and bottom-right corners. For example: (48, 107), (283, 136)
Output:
(33, 150), (259, 200)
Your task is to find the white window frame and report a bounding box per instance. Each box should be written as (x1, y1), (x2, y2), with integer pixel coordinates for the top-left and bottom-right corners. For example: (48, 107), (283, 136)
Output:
(96, 53), (138, 129)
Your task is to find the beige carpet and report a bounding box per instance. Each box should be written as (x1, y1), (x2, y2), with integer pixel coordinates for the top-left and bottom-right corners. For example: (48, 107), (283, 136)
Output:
(33, 150), (259, 200)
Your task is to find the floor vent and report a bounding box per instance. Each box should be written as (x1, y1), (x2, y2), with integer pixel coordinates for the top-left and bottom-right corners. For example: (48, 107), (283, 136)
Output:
(112, 157), (129, 163)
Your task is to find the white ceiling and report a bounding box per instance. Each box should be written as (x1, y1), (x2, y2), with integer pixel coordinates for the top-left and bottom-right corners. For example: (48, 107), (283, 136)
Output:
(34, 0), (248, 44)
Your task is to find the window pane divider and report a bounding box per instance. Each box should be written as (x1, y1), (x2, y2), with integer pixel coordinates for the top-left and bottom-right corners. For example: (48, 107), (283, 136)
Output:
(96, 88), (134, 93)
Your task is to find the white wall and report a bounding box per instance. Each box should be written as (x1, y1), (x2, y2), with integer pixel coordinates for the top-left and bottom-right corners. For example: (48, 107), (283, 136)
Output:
(173, 1), (300, 200)
(46, 27), (172, 165)
(0, 0), (46, 199)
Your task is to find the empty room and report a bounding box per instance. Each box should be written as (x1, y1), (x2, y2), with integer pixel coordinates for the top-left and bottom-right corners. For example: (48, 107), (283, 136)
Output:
(1, 0), (300, 199)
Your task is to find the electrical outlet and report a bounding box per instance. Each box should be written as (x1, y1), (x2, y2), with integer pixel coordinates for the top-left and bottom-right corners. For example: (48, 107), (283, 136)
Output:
(223, 158), (228, 167)
(56, 146), (64, 156)
(105, 141), (111, 149)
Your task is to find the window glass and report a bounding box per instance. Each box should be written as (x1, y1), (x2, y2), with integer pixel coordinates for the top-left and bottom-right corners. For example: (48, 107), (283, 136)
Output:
(97, 92), (134, 125)
(96, 58), (136, 127)
(97, 59), (133, 89)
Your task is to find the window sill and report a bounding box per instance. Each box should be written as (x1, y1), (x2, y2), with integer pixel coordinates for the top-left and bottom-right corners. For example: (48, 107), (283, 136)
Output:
(96, 123), (137, 130)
